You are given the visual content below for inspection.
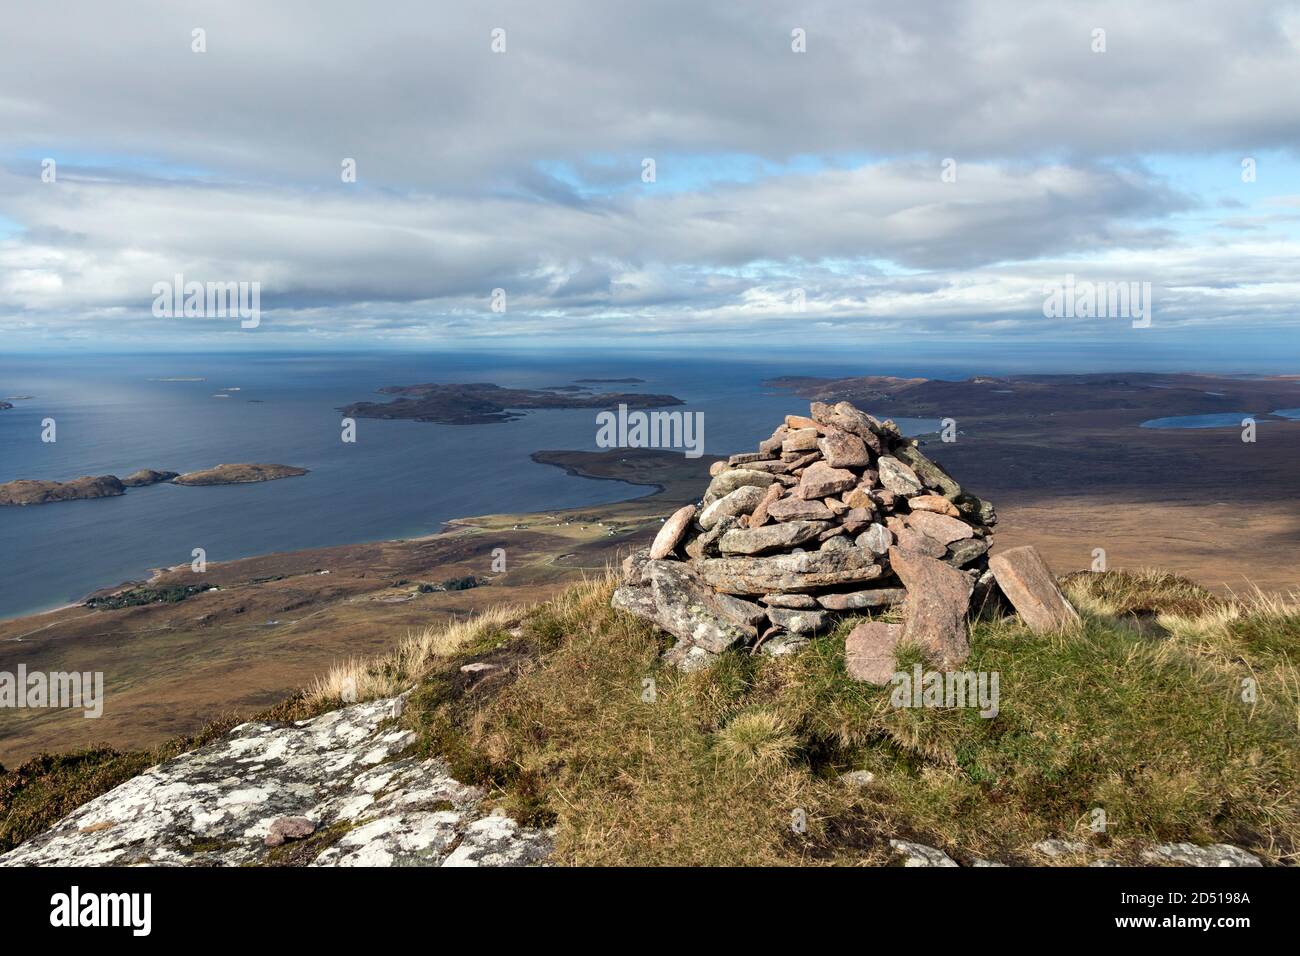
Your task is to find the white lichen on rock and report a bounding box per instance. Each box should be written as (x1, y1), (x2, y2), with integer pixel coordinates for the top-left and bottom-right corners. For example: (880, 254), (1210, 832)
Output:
(0, 695), (551, 867)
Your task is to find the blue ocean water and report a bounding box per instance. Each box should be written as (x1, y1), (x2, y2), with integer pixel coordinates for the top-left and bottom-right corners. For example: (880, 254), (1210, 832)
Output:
(0, 351), (941, 619)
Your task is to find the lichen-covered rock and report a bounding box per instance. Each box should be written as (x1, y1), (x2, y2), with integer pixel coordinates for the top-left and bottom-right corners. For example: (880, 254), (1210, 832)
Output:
(613, 559), (757, 655)
(893, 444), (962, 500)
(703, 468), (778, 504)
(718, 520), (830, 555)
(817, 586), (907, 611)
(889, 839), (958, 867)
(877, 456), (923, 496)
(765, 605), (829, 635)
(817, 429), (871, 468)
(698, 487), (764, 530)
(1140, 843), (1263, 867)
(0, 696), (551, 868)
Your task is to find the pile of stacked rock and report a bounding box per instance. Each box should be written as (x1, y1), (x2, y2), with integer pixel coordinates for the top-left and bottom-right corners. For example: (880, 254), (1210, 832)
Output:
(613, 400), (1077, 676)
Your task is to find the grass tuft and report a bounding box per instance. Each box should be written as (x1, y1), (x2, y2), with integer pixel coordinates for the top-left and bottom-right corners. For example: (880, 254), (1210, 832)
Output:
(714, 710), (800, 775)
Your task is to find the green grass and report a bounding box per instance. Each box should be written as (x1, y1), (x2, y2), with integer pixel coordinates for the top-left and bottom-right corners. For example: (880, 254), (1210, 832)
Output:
(5, 568), (1297, 866)
(401, 570), (1300, 865)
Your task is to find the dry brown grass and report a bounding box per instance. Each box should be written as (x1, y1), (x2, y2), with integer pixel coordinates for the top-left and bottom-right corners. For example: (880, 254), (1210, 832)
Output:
(306, 604), (521, 707)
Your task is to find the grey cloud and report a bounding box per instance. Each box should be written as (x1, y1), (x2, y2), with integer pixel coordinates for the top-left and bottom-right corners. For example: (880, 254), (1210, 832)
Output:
(1, 0), (1299, 346)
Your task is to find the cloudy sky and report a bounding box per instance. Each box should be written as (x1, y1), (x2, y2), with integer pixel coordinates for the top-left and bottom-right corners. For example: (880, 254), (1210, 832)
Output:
(2, 0), (1299, 353)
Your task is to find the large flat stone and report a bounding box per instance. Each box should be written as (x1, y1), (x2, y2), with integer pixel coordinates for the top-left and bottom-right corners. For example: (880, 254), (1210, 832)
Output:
(781, 427), (820, 453)
(818, 587), (908, 611)
(988, 545), (1080, 632)
(888, 546), (973, 666)
(700, 550), (884, 595)
(905, 510), (975, 546)
(797, 461), (858, 499)
(719, 520), (830, 555)
(767, 496), (833, 522)
(907, 494), (961, 517)
(894, 525), (947, 558)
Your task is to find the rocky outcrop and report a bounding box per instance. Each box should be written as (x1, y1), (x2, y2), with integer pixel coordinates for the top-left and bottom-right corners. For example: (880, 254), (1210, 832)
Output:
(0, 695), (550, 867)
(612, 401), (1000, 669)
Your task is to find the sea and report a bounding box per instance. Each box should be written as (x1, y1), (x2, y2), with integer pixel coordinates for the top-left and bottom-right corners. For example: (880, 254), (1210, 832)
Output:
(0, 350), (940, 619)
(5, 345), (1295, 621)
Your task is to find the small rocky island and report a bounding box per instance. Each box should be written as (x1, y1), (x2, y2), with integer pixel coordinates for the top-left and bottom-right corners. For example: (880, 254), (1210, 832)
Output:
(341, 381), (682, 425)
(0, 464), (307, 506)
(172, 463), (307, 485)
(0, 402), (12, 411)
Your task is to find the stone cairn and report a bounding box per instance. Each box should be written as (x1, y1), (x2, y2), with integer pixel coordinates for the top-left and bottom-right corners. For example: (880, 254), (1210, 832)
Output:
(614, 400), (1078, 678)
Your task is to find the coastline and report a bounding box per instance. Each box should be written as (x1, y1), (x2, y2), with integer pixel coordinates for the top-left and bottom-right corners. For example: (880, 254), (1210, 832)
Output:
(6, 370), (1300, 762)
(0, 448), (716, 764)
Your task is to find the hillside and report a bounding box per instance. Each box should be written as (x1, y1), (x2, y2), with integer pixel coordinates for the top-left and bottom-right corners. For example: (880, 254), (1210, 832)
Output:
(2, 569), (1295, 866)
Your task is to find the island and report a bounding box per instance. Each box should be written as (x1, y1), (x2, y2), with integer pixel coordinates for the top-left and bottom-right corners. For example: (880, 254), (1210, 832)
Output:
(0, 475), (128, 506)
(340, 381), (683, 425)
(0, 402), (12, 411)
(172, 463), (308, 485)
(122, 469), (181, 487)
(0, 464), (307, 505)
